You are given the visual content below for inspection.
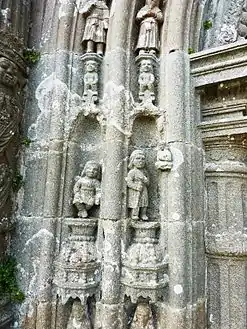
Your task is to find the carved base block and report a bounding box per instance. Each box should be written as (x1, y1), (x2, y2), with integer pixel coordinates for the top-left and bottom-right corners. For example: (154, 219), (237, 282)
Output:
(55, 262), (100, 304)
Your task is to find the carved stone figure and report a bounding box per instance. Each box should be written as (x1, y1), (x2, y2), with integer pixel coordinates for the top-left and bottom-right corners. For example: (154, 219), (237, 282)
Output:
(0, 57), (18, 89)
(130, 302), (154, 329)
(126, 150), (149, 221)
(83, 60), (99, 104)
(238, 6), (247, 38)
(138, 59), (155, 103)
(0, 57), (20, 156)
(136, 0), (163, 55)
(0, 163), (11, 210)
(67, 299), (91, 329)
(155, 145), (173, 170)
(82, 0), (110, 55)
(73, 161), (101, 218)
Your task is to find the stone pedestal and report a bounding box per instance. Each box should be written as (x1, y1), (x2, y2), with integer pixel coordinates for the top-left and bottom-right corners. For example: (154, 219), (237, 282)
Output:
(55, 218), (100, 304)
(122, 221), (168, 303)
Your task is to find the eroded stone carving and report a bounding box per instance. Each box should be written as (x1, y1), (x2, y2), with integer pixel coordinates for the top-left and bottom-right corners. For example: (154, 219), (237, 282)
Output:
(155, 145), (173, 171)
(0, 163), (11, 210)
(122, 221), (168, 302)
(126, 150), (149, 221)
(55, 218), (99, 304)
(130, 302), (155, 329)
(67, 299), (91, 329)
(83, 60), (99, 105)
(138, 59), (155, 104)
(82, 0), (110, 55)
(238, 6), (247, 38)
(0, 57), (20, 155)
(136, 0), (163, 56)
(73, 161), (101, 218)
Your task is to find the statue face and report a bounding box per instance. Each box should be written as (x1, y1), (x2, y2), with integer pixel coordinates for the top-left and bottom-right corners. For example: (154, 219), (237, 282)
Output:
(86, 61), (97, 72)
(141, 60), (152, 72)
(85, 163), (99, 178)
(146, 0), (159, 8)
(133, 153), (146, 169)
(0, 57), (18, 88)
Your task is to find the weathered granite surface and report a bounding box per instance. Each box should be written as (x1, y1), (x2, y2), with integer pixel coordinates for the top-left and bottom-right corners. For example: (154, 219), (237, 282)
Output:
(0, 0), (246, 329)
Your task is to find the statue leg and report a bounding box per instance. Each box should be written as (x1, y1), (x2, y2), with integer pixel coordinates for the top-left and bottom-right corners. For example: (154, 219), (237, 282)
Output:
(96, 43), (104, 55)
(131, 207), (139, 220)
(76, 203), (88, 218)
(140, 207), (148, 221)
(87, 40), (94, 53)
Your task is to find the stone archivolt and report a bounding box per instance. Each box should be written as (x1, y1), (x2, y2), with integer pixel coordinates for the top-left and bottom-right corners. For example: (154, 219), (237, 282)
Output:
(2, 0), (247, 329)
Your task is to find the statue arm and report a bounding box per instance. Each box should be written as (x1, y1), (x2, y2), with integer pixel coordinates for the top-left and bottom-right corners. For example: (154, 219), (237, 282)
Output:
(156, 9), (163, 23)
(95, 181), (101, 205)
(126, 171), (142, 191)
(136, 8), (147, 21)
(73, 180), (81, 194)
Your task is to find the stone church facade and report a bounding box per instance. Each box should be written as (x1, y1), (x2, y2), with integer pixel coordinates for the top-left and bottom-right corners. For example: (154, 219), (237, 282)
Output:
(0, 0), (246, 328)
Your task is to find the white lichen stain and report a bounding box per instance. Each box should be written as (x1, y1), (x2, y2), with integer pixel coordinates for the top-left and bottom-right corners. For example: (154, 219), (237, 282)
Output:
(174, 284), (183, 295)
(58, 0), (75, 19)
(24, 229), (54, 249)
(172, 213), (180, 221)
(30, 73), (82, 143)
(170, 146), (184, 171)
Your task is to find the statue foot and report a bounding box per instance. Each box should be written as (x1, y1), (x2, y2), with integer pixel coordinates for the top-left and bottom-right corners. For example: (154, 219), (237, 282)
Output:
(131, 215), (139, 221)
(141, 215), (149, 221)
(78, 210), (88, 218)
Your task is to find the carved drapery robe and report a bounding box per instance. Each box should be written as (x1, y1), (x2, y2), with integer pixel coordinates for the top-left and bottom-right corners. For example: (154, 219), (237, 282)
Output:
(83, 2), (109, 44)
(126, 168), (149, 208)
(0, 94), (19, 154)
(136, 6), (163, 52)
(73, 177), (101, 206)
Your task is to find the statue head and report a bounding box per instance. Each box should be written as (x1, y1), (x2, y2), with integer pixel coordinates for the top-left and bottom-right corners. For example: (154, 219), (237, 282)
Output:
(146, 0), (160, 8)
(85, 60), (98, 73)
(81, 161), (101, 179)
(128, 150), (146, 169)
(132, 302), (153, 328)
(140, 59), (153, 73)
(0, 57), (18, 89)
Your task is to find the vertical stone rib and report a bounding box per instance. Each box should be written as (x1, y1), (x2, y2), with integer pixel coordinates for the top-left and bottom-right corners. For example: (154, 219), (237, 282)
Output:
(99, 0), (132, 327)
(159, 1), (206, 328)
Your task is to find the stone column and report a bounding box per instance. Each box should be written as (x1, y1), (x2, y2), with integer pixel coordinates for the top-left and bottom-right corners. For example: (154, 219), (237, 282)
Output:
(99, 0), (132, 328)
(205, 134), (247, 329)
(159, 32), (205, 329)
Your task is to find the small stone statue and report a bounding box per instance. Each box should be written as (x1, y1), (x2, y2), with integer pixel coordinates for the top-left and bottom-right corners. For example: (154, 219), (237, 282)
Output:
(67, 299), (91, 329)
(126, 150), (149, 221)
(238, 6), (247, 39)
(73, 161), (101, 218)
(0, 57), (18, 89)
(138, 59), (155, 103)
(83, 60), (99, 104)
(136, 0), (163, 55)
(155, 145), (173, 170)
(82, 0), (110, 55)
(130, 302), (154, 329)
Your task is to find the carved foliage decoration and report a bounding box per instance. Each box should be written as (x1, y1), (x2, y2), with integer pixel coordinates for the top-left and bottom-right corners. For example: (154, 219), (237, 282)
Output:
(0, 33), (26, 222)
